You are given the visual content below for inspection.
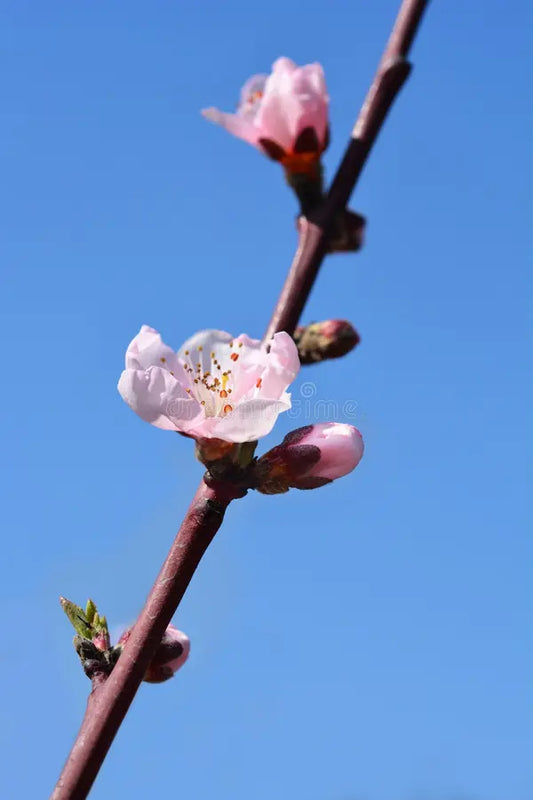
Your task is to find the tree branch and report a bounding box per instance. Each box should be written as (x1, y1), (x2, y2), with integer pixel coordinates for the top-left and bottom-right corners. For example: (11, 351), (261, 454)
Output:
(51, 1), (429, 797)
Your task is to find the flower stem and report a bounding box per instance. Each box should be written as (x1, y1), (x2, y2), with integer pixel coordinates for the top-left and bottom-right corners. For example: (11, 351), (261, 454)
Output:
(51, 1), (430, 797)
(285, 166), (324, 217)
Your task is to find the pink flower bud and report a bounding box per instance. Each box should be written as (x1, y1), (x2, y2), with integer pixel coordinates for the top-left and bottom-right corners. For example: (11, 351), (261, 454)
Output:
(118, 624), (190, 684)
(255, 423), (364, 493)
(293, 320), (360, 364)
(91, 631), (111, 652)
(328, 209), (366, 253)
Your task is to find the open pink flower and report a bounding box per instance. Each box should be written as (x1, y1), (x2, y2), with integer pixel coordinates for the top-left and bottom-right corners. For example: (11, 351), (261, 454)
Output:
(202, 57), (329, 174)
(118, 326), (300, 443)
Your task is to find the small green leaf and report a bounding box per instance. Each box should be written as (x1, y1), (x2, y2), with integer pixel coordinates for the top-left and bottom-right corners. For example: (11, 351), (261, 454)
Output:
(85, 598), (97, 625)
(234, 440), (258, 468)
(60, 596), (93, 639)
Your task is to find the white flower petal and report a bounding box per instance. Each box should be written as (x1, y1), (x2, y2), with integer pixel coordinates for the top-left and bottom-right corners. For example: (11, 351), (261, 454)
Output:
(125, 325), (178, 371)
(202, 108), (261, 147)
(212, 396), (292, 442)
(238, 74), (268, 121)
(118, 367), (201, 431)
(256, 332), (300, 398)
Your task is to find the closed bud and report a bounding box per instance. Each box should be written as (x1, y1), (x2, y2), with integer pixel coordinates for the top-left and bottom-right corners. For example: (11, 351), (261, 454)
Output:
(254, 423), (364, 493)
(118, 624), (190, 684)
(293, 320), (360, 364)
(328, 209), (366, 253)
(296, 209), (365, 253)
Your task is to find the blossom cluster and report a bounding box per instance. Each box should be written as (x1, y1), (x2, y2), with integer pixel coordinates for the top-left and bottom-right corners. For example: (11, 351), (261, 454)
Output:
(118, 324), (363, 488)
(117, 57), (365, 474)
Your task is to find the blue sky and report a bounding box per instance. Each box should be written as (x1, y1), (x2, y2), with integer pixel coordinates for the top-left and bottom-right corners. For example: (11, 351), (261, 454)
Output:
(1, 1), (531, 798)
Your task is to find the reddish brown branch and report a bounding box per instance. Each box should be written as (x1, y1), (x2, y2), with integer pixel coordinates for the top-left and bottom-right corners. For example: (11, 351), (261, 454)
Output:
(51, 1), (429, 797)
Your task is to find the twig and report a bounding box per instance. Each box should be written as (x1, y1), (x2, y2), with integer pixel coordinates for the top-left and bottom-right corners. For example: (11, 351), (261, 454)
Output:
(51, 1), (429, 797)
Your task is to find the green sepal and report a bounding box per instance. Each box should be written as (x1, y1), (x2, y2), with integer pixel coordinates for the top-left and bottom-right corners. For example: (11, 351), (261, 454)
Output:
(233, 441), (258, 469)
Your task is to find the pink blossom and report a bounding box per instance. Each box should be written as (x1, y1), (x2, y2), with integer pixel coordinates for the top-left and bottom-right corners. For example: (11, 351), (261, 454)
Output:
(202, 57), (329, 173)
(118, 326), (300, 443)
(256, 423), (364, 492)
